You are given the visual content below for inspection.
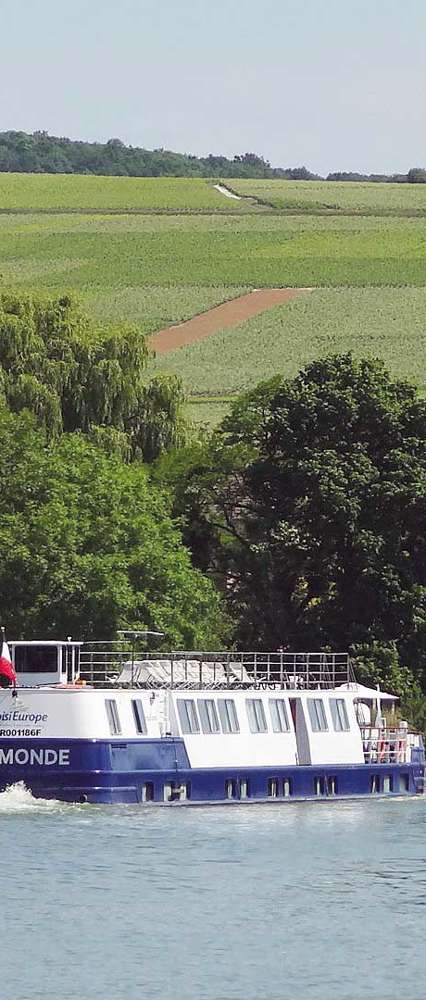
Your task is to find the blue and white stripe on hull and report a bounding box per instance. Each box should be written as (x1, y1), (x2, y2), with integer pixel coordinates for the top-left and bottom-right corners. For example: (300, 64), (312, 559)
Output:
(0, 738), (422, 804)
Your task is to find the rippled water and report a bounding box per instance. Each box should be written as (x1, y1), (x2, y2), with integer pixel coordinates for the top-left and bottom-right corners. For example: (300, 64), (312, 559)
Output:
(0, 784), (425, 1000)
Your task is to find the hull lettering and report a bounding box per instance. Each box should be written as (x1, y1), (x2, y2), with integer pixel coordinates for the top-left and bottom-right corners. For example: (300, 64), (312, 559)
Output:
(0, 748), (70, 766)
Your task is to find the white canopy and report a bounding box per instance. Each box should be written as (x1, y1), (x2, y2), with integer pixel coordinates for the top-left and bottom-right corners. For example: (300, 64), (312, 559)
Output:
(338, 682), (398, 702)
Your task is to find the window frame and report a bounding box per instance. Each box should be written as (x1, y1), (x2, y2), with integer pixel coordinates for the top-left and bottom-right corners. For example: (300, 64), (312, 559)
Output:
(269, 698), (290, 733)
(105, 698), (122, 736)
(307, 698), (329, 733)
(197, 698), (220, 734)
(131, 698), (147, 735)
(329, 698), (350, 732)
(176, 698), (200, 735)
(246, 698), (268, 734)
(217, 698), (240, 734)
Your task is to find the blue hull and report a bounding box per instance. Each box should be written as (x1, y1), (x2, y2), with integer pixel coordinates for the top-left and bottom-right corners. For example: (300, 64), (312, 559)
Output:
(0, 738), (423, 804)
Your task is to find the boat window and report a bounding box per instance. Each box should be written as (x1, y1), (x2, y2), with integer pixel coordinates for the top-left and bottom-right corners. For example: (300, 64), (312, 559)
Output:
(239, 779), (249, 799)
(268, 778), (279, 798)
(197, 698), (220, 734)
(246, 698), (268, 733)
(132, 699), (147, 735)
(399, 774), (409, 793)
(225, 779), (237, 799)
(14, 645), (58, 674)
(283, 778), (292, 797)
(105, 699), (122, 736)
(314, 776), (325, 795)
(329, 698), (350, 732)
(218, 699), (240, 734)
(307, 699), (328, 732)
(177, 699), (200, 735)
(142, 782), (154, 802)
(269, 698), (290, 733)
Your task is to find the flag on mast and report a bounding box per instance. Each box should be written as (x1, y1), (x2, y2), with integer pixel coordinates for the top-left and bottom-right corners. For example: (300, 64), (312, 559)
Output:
(0, 630), (17, 688)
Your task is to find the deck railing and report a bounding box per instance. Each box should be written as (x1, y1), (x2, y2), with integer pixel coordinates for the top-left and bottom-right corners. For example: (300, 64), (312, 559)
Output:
(78, 646), (354, 690)
(360, 726), (410, 765)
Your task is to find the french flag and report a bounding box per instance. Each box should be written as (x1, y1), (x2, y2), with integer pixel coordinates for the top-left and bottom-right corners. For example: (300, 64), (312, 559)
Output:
(0, 634), (17, 688)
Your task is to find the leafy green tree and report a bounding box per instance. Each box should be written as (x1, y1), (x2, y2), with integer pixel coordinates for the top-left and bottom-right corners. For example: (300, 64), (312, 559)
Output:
(0, 409), (227, 645)
(407, 167), (426, 184)
(0, 292), (185, 462)
(160, 356), (426, 689)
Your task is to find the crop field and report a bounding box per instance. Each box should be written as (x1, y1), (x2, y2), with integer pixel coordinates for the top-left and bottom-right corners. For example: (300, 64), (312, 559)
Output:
(0, 174), (255, 213)
(155, 287), (426, 406)
(1, 174), (426, 429)
(230, 179), (426, 216)
(1, 212), (426, 298)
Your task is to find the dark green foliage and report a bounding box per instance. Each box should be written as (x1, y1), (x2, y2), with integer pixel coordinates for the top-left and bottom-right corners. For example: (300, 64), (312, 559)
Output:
(0, 409), (227, 644)
(160, 355), (426, 691)
(0, 131), (422, 182)
(0, 131), (319, 179)
(407, 168), (426, 184)
(0, 292), (185, 462)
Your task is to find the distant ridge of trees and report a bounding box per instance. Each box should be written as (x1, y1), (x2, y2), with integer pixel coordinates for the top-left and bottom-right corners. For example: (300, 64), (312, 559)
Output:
(0, 131), (425, 182)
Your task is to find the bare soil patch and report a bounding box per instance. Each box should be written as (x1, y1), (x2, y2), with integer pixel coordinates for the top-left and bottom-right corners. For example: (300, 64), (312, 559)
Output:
(149, 288), (313, 355)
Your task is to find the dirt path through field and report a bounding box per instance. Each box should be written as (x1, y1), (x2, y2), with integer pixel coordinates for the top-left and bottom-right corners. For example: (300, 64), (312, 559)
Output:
(149, 287), (313, 355)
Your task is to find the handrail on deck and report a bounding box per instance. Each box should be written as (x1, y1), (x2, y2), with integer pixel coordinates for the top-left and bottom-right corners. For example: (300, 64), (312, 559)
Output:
(360, 726), (410, 765)
(77, 645), (355, 690)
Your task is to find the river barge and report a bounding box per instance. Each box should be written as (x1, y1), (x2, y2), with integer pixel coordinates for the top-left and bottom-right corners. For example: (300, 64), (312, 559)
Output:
(0, 637), (424, 804)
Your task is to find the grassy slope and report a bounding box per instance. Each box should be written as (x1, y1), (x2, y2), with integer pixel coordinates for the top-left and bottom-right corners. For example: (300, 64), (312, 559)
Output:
(0, 174), (258, 212)
(230, 179), (426, 215)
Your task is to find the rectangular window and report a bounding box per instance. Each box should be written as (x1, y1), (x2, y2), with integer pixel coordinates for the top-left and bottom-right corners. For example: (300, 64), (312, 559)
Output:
(142, 782), (154, 802)
(225, 779), (237, 799)
(105, 699), (122, 736)
(269, 698), (290, 733)
(197, 698), (220, 734)
(218, 699), (240, 734)
(177, 699), (200, 735)
(268, 778), (279, 798)
(132, 699), (147, 735)
(314, 776), (325, 796)
(283, 778), (292, 797)
(246, 698), (268, 733)
(307, 699), (328, 732)
(371, 775), (380, 794)
(14, 645), (59, 674)
(329, 698), (350, 732)
(239, 779), (249, 799)
(399, 774), (409, 793)
(327, 776), (337, 796)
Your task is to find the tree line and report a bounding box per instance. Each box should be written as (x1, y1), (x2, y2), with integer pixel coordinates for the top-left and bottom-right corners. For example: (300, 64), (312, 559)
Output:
(0, 292), (425, 720)
(1, 131), (425, 181)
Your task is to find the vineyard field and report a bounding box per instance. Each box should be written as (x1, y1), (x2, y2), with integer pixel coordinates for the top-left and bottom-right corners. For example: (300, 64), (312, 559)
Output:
(0, 174), (254, 213)
(155, 287), (426, 395)
(230, 179), (426, 215)
(0, 212), (426, 297)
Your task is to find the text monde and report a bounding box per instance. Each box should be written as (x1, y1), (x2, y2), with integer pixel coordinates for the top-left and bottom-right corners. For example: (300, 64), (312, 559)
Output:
(0, 748), (70, 766)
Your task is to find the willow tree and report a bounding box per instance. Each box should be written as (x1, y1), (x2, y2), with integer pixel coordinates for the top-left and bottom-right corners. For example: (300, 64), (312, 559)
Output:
(0, 292), (185, 461)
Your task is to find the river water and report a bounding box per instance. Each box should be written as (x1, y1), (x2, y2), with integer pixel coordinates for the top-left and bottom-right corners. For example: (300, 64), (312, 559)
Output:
(0, 785), (425, 1000)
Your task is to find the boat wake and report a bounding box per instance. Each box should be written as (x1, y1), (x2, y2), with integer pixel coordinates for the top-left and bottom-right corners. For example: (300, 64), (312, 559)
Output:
(0, 781), (62, 814)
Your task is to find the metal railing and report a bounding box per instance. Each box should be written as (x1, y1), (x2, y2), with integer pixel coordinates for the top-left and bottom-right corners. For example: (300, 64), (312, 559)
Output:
(360, 727), (409, 765)
(78, 645), (354, 690)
